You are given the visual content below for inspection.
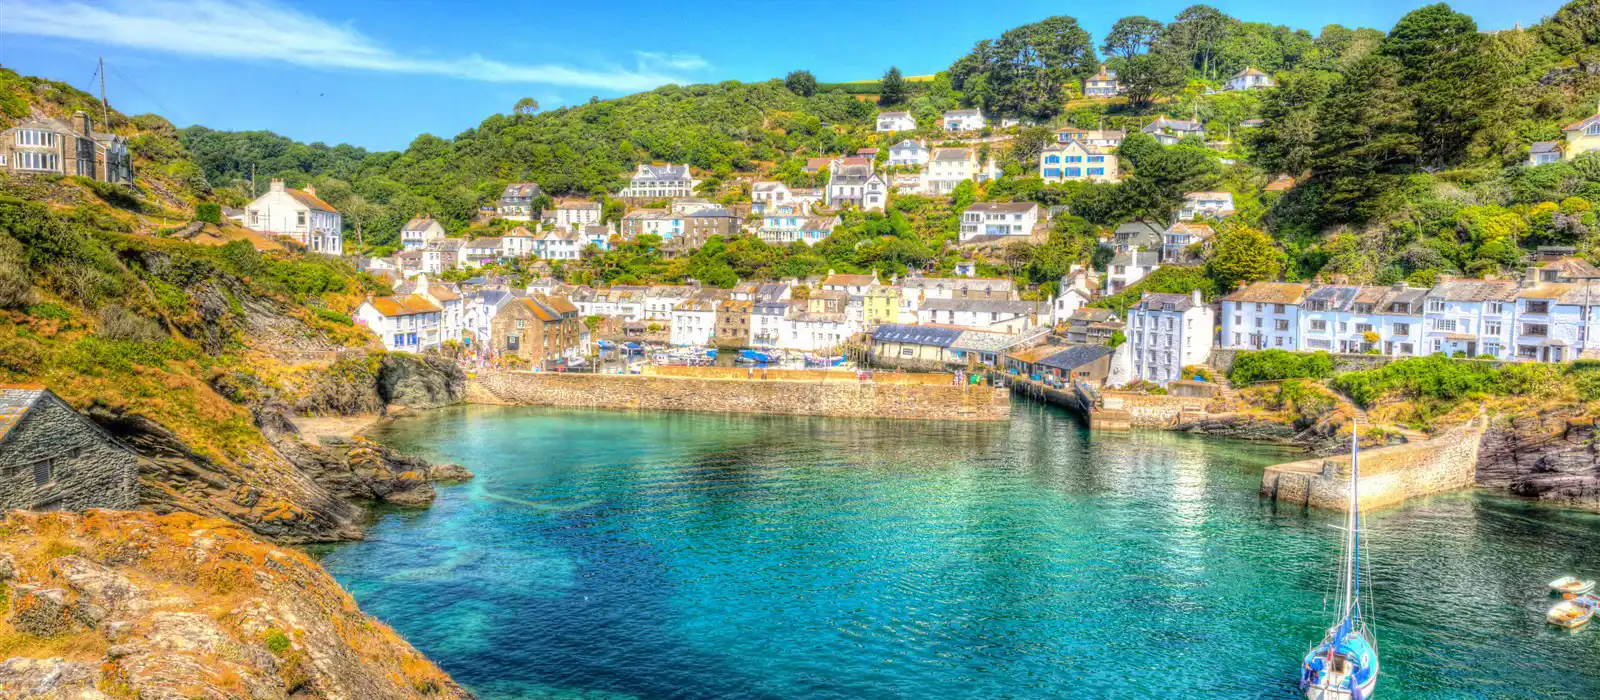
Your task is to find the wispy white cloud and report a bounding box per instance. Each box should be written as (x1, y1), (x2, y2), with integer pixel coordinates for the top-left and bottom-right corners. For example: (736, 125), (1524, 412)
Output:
(0, 0), (709, 92)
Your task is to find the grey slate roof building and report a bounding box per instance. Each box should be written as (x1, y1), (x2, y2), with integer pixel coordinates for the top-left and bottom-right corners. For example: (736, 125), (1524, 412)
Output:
(1114, 221), (1166, 251)
(872, 324), (963, 347)
(0, 387), (141, 512)
(1036, 345), (1115, 372)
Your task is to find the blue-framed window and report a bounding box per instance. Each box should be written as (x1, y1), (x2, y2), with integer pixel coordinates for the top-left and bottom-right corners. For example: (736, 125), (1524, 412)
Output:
(1065, 168), (1082, 177)
(393, 334), (404, 346)
(1043, 168), (1062, 178)
(1066, 156), (1084, 163)
(1089, 156), (1106, 163)
(1089, 168), (1105, 176)
(1044, 155), (1060, 164)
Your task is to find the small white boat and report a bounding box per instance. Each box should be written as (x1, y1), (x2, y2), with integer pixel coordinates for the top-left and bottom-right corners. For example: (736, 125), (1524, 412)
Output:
(1549, 576), (1595, 596)
(1548, 598), (1596, 628)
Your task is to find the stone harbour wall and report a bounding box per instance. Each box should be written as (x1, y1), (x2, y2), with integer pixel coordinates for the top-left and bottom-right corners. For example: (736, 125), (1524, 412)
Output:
(469, 370), (1010, 422)
(1093, 391), (1212, 429)
(1261, 415), (1487, 511)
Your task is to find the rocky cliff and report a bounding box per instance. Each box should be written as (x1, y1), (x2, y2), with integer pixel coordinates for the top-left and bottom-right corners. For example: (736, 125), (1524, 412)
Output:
(0, 510), (472, 699)
(1477, 413), (1600, 508)
(377, 354), (467, 409)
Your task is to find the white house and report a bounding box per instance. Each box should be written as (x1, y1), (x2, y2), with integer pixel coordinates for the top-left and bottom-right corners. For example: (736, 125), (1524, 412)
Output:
(421, 239), (463, 274)
(354, 294), (443, 352)
(825, 163), (887, 211)
(1220, 282), (1310, 350)
(1107, 251), (1160, 293)
(959, 202), (1039, 241)
(917, 299), (1045, 333)
(751, 301), (789, 348)
(1055, 128), (1125, 150)
(1083, 69), (1121, 97)
(618, 163), (698, 199)
(553, 200), (602, 229)
(1420, 278), (1518, 359)
(943, 109), (987, 132)
(925, 148), (979, 195)
(644, 285), (696, 321)
(1142, 116), (1205, 146)
(399, 215), (446, 251)
(1530, 141), (1563, 166)
(887, 139), (930, 167)
(621, 209), (685, 241)
(531, 229), (585, 260)
(1180, 191), (1237, 221)
(670, 299), (719, 346)
(1511, 283), (1598, 362)
(1127, 291), (1214, 385)
(877, 111), (917, 133)
(413, 277), (465, 345)
(1162, 222), (1214, 264)
(752, 181), (821, 215)
(1300, 284), (1427, 356)
(1039, 140), (1119, 183)
(1051, 265), (1099, 326)
(502, 228), (535, 258)
(244, 179), (343, 255)
(497, 183), (542, 221)
(759, 213), (839, 246)
(462, 289), (514, 350)
(1226, 67), (1275, 91)
(460, 237), (503, 268)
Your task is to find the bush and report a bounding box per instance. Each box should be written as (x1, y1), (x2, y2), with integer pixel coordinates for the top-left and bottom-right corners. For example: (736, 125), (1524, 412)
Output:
(1330, 355), (1549, 409)
(96, 304), (166, 342)
(311, 307), (352, 326)
(72, 176), (141, 211)
(195, 202), (222, 225)
(1228, 350), (1334, 385)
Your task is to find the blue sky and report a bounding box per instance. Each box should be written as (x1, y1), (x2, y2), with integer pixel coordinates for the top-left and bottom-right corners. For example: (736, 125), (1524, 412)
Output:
(0, 0), (1567, 151)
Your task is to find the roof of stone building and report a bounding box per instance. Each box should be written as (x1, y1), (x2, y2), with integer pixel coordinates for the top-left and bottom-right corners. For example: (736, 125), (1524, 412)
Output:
(1069, 307), (1118, 323)
(873, 324), (963, 347)
(966, 202), (1038, 214)
(1221, 282), (1310, 305)
(1111, 251), (1161, 268)
(286, 188), (336, 213)
(1135, 292), (1199, 312)
(822, 273), (877, 287)
(1531, 140), (1562, 155)
(921, 298), (1043, 315)
(633, 164), (692, 181)
(1427, 277), (1520, 302)
(0, 385), (47, 443)
(954, 326), (1050, 352)
(931, 148), (974, 162)
(367, 295), (442, 317)
(501, 183), (541, 198)
(1165, 221), (1215, 239)
(402, 216), (438, 232)
(1543, 257), (1600, 280)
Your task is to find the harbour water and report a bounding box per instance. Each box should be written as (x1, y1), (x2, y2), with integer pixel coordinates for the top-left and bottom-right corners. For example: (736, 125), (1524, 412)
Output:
(315, 403), (1600, 698)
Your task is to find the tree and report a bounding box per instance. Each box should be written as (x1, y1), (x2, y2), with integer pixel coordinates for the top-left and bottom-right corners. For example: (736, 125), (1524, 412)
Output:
(1379, 3), (1500, 167)
(513, 97), (540, 115)
(1251, 71), (1332, 176)
(1302, 54), (1420, 223)
(1163, 5), (1235, 80)
(1115, 131), (1162, 169)
(879, 67), (908, 107)
(1206, 223), (1284, 291)
(1007, 126), (1056, 169)
(1116, 52), (1185, 107)
(785, 70), (818, 97)
(1103, 16), (1164, 58)
(947, 16), (1099, 118)
(1123, 146), (1218, 220)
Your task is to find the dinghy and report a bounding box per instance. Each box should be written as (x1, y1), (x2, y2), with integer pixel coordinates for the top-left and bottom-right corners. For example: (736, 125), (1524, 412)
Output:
(1547, 596), (1597, 628)
(1299, 423), (1379, 700)
(1549, 576), (1594, 596)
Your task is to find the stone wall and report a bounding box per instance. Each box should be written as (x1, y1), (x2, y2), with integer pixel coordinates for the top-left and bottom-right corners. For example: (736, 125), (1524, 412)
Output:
(0, 393), (140, 512)
(1261, 415), (1487, 511)
(1094, 391), (1212, 429)
(643, 365), (953, 386)
(470, 370), (1010, 421)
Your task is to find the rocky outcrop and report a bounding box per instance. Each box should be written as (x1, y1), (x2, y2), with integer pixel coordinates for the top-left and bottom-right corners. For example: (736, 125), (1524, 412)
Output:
(0, 510), (472, 699)
(1174, 413), (1301, 443)
(273, 431), (473, 508)
(1477, 413), (1600, 508)
(378, 354), (466, 409)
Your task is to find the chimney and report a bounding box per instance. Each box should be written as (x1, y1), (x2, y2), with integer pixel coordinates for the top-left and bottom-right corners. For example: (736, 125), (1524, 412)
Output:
(71, 111), (93, 137)
(1192, 289), (1203, 306)
(269, 178), (286, 193)
(304, 185), (317, 199)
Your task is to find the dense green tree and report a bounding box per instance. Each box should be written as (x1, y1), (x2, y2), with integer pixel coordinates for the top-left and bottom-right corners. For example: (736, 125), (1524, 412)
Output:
(1115, 52), (1186, 107)
(948, 16), (1099, 118)
(879, 67), (908, 106)
(1103, 16), (1164, 58)
(1380, 3), (1500, 167)
(1250, 71), (1332, 176)
(1123, 146), (1219, 219)
(785, 70), (818, 97)
(1162, 5), (1236, 80)
(1299, 54), (1420, 223)
(1206, 223), (1284, 290)
(513, 97), (539, 115)
(1115, 131), (1162, 169)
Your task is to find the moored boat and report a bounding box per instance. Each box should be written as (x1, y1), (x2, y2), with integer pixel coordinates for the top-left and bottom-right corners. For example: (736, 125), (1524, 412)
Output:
(1547, 596), (1597, 628)
(1549, 576), (1594, 596)
(1299, 424), (1380, 700)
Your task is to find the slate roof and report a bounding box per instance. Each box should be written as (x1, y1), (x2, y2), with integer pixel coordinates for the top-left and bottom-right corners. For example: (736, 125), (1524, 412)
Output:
(921, 299), (1043, 315)
(368, 295), (442, 317)
(1427, 278), (1520, 302)
(501, 183), (541, 199)
(1034, 345), (1115, 372)
(1111, 251), (1160, 268)
(1069, 308), (1118, 323)
(1135, 292), (1197, 312)
(1233, 67), (1268, 78)
(878, 111), (911, 118)
(1221, 282), (1310, 305)
(873, 324), (962, 347)
(0, 386), (47, 443)
(1531, 140), (1562, 155)
(931, 148), (974, 162)
(633, 164), (692, 182)
(901, 277), (1015, 294)
(402, 216), (437, 232)
(965, 202), (1038, 214)
(1143, 116), (1204, 134)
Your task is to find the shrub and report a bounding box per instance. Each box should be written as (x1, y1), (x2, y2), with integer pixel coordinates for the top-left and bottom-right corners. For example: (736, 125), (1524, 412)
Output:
(72, 176), (141, 211)
(96, 304), (166, 342)
(24, 302), (70, 320)
(1228, 350), (1334, 385)
(311, 307), (352, 326)
(1330, 355), (1551, 409)
(195, 202), (222, 225)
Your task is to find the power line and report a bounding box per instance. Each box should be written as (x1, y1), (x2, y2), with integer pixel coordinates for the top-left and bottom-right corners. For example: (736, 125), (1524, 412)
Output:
(106, 63), (182, 124)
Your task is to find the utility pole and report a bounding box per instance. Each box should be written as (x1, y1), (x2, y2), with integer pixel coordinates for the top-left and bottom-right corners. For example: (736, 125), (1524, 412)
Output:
(98, 57), (109, 127)
(251, 163), (256, 198)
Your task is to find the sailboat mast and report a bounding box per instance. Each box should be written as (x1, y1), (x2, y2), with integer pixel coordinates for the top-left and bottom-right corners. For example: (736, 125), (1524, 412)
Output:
(1342, 422), (1360, 620)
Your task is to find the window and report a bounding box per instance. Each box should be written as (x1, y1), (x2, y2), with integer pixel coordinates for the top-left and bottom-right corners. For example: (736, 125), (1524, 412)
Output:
(1485, 321), (1501, 336)
(516, 319), (526, 329)
(16, 129), (58, 147)
(1488, 302), (1505, 315)
(1274, 304), (1286, 313)
(1310, 320), (1327, 331)
(1588, 123), (1600, 136)
(1089, 168), (1105, 176)
(13, 151), (58, 171)
(1234, 316), (1241, 326)
(1274, 319), (1289, 331)
(1435, 319), (1457, 332)
(1355, 323), (1373, 333)
(1339, 322), (1347, 332)
(1526, 300), (1550, 315)
(0, 154), (6, 166)
(1308, 339), (1332, 349)
(1089, 156), (1106, 163)
(1274, 336), (1284, 347)
(1428, 298), (1445, 312)
(1523, 323), (1549, 337)
(1517, 344), (1537, 358)
(1399, 343), (1413, 354)
(1394, 323), (1410, 336)
(1255, 303), (1264, 312)
(33, 458), (53, 486)
(1233, 332), (1241, 345)
(1254, 317), (1263, 328)
(900, 347), (913, 357)
(296, 211), (307, 226)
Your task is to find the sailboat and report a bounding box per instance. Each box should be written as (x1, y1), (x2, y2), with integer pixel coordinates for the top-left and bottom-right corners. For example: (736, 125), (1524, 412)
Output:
(1299, 423), (1380, 700)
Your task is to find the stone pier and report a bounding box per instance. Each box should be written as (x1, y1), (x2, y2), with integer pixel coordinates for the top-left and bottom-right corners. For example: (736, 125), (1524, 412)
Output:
(1261, 415), (1488, 511)
(468, 368), (1010, 422)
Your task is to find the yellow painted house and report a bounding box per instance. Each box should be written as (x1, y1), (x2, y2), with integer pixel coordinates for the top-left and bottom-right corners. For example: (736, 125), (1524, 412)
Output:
(1562, 110), (1600, 160)
(863, 285), (902, 328)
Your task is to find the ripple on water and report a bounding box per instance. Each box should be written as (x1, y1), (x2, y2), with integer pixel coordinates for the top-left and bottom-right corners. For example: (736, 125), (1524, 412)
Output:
(311, 404), (1600, 699)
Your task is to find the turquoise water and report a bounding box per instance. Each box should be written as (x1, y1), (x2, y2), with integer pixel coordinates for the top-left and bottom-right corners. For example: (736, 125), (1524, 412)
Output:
(316, 404), (1600, 698)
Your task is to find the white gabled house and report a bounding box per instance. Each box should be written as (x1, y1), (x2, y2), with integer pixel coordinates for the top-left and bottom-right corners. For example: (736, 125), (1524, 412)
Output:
(1083, 69), (1121, 97)
(959, 202), (1039, 242)
(1180, 191), (1236, 221)
(1421, 278), (1518, 359)
(1142, 117), (1205, 146)
(1127, 290), (1214, 385)
(1300, 284), (1427, 356)
(400, 214), (446, 251)
(1219, 282), (1309, 351)
(618, 163), (698, 200)
(1039, 140), (1119, 183)
(887, 139), (930, 167)
(244, 179), (343, 255)
(1161, 222), (1214, 264)
(1051, 265), (1099, 325)
(1226, 67), (1275, 91)
(1107, 251), (1160, 293)
(553, 200), (602, 229)
(877, 111), (917, 133)
(355, 294), (443, 352)
(943, 109), (986, 132)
